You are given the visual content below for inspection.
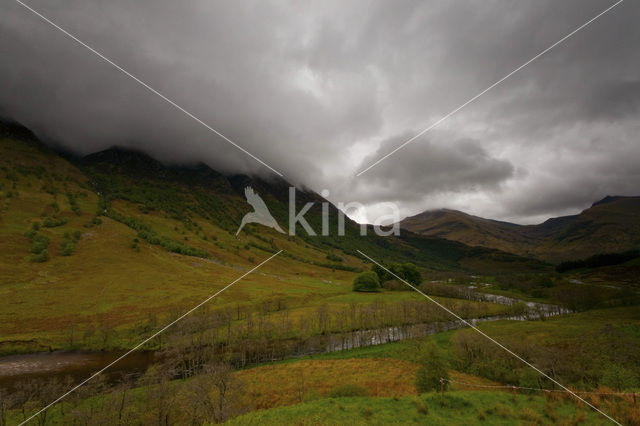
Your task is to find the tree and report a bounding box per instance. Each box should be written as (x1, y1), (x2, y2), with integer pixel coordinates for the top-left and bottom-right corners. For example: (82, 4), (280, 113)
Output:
(374, 262), (422, 288)
(352, 271), (381, 292)
(388, 263), (422, 286)
(415, 340), (450, 393)
(371, 264), (392, 283)
(138, 363), (178, 425)
(399, 263), (422, 286)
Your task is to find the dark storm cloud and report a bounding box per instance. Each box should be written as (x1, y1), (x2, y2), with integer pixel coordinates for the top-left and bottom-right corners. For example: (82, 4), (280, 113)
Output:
(0, 0), (383, 181)
(348, 131), (514, 204)
(581, 80), (640, 120)
(1, 0), (639, 223)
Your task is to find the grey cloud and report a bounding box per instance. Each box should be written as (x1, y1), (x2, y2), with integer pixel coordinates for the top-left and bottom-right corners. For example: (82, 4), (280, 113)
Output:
(580, 80), (640, 120)
(346, 131), (514, 204)
(1, 0), (639, 223)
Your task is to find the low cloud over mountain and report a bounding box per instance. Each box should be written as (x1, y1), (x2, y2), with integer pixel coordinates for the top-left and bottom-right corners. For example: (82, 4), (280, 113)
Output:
(1, 0), (639, 223)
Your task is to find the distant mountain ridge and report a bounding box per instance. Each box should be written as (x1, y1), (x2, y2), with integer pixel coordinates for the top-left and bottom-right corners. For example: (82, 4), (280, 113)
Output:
(3, 118), (634, 266)
(0, 119), (549, 276)
(400, 196), (640, 261)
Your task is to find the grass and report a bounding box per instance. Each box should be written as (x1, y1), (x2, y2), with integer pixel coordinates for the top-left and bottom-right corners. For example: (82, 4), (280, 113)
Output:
(237, 358), (418, 409)
(5, 349), (614, 425)
(223, 391), (608, 425)
(470, 305), (640, 345)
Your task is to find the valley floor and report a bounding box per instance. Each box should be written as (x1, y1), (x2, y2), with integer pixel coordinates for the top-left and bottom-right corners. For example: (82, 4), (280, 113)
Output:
(4, 307), (639, 425)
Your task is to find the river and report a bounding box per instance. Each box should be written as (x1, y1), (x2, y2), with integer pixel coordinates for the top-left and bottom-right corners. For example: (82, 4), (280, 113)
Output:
(0, 292), (569, 391)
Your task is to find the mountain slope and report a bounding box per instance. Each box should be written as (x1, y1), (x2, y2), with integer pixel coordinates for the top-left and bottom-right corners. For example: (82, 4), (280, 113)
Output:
(400, 197), (640, 261)
(400, 209), (538, 256)
(544, 196), (640, 260)
(0, 119), (547, 353)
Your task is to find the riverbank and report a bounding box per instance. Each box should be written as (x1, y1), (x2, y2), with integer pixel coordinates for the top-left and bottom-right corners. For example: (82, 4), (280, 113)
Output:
(0, 295), (567, 391)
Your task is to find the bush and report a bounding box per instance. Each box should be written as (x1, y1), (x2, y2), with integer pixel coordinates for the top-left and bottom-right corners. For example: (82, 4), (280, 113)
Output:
(352, 271), (381, 292)
(415, 340), (450, 393)
(60, 241), (75, 256)
(30, 235), (50, 254)
(43, 216), (68, 228)
(601, 364), (639, 390)
(23, 229), (37, 239)
(29, 250), (49, 263)
(327, 384), (368, 398)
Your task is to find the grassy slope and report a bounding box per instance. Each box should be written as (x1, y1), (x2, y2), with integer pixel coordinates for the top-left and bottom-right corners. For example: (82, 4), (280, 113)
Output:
(0, 123), (547, 353)
(401, 198), (640, 262)
(544, 197), (640, 261)
(0, 132), (364, 352)
(400, 209), (535, 256)
(223, 392), (607, 425)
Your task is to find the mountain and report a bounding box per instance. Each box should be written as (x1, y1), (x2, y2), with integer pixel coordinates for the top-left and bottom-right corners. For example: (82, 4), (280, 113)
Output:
(0, 119), (545, 276)
(542, 195), (640, 260)
(400, 197), (640, 261)
(0, 119), (555, 355)
(399, 209), (537, 256)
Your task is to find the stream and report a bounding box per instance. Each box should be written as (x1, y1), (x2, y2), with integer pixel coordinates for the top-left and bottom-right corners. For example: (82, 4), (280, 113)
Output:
(0, 292), (569, 391)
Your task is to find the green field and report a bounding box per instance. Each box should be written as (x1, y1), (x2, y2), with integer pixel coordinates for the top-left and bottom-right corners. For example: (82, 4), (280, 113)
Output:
(224, 392), (608, 425)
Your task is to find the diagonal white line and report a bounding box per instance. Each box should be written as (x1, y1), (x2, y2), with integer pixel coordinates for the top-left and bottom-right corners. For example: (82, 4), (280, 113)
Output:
(13, 0), (284, 177)
(356, 0), (624, 176)
(18, 250), (283, 425)
(356, 249), (621, 425)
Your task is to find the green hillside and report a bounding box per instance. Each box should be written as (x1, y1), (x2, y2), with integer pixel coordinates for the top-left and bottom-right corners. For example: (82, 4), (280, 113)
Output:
(0, 120), (545, 354)
(400, 197), (640, 262)
(224, 392), (607, 425)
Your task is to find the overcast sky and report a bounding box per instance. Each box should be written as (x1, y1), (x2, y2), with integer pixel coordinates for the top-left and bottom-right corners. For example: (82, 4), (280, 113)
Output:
(1, 0), (638, 224)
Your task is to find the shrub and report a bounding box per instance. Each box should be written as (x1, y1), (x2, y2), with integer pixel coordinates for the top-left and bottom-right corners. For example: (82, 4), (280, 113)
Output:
(328, 384), (368, 398)
(601, 364), (639, 390)
(415, 340), (450, 393)
(67, 192), (81, 215)
(23, 229), (37, 239)
(29, 250), (49, 263)
(352, 271), (381, 292)
(43, 216), (68, 228)
(30, 235), (50, 254)
(60, 241), (75, 256)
